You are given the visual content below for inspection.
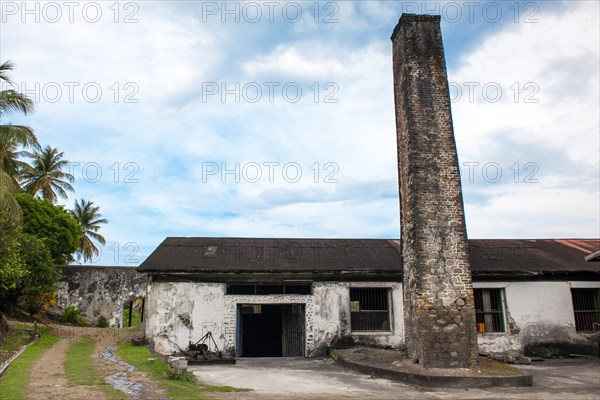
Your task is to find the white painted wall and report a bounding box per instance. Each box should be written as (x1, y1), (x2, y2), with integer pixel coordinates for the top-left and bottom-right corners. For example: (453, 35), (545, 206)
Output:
(473, 281), (600, 354)
(146, 279), (405, 356)
(146, 278), (599, 356)
(145, 281), (226, 355)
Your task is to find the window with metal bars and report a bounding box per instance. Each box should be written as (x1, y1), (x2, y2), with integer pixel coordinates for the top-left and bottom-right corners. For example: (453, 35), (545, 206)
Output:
(571, 288), (600, 332)
(350, 288), (391, 332)
(474, 289), (505, 333)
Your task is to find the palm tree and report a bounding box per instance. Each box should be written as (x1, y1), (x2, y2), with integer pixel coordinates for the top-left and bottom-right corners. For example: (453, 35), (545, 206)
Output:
(21, 146), (75, 203)
(0, 60), (38, 220)
(69, 199), (108, 262)
(0, 60), (35, 116)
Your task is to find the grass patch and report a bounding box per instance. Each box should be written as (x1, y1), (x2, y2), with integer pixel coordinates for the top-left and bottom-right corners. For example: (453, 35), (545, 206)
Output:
(116, 342), (250, 400)
(64, 337), (123, 399)
(0, 334), (60, 400)
(0, 331), (31, 363)
(478, 358), (525, 376)
(64, 337), (98, 385)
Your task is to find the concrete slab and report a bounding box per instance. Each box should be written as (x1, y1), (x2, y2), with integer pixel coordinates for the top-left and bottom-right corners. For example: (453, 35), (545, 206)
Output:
(190, 357), (600, 400)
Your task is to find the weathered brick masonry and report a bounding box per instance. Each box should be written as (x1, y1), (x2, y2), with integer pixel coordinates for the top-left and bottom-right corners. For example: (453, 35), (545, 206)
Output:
(391, 14), (478, 368)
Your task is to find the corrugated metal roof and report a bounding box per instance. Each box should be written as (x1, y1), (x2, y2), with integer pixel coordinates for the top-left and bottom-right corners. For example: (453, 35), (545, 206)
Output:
(553, 239), (599, 253)
(138, 237), (600, 275)
(469, 239), (600, 274)
(139, 237), (402, 273)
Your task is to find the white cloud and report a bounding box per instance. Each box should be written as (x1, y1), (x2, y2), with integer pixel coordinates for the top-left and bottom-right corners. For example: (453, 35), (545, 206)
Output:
(450, 1), (600, 238)
(242, 45), (347, 79)
(1, 1), (597, 265)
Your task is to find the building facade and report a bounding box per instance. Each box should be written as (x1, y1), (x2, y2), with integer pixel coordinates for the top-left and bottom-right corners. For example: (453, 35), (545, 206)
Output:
(137, 237), (600, 358)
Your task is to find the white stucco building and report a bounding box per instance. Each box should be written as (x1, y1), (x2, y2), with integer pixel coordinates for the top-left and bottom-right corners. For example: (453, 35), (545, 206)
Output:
(139, 238), (600, 358)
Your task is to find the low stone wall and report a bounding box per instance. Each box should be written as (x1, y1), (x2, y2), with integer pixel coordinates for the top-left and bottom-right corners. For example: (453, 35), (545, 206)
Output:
(54, 266), (147, 328)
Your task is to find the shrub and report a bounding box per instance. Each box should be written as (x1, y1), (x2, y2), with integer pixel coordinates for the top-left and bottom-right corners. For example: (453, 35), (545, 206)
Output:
(60, 306), (80, 324)
(164, 365), (196, 382)
(96, 315), (108, 328)
(130, 335), (146, 346)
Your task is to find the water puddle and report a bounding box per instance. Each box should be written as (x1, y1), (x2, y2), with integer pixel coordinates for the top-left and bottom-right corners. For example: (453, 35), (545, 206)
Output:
(99, 345), (150, 399)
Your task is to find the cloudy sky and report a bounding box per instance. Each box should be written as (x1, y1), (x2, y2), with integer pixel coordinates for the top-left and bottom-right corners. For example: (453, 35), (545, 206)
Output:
(1, 0), (598, 265)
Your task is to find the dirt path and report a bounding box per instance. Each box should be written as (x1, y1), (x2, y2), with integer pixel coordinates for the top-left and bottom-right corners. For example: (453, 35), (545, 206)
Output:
(26, 338), (109, 400)
(26, 326), (165, 400)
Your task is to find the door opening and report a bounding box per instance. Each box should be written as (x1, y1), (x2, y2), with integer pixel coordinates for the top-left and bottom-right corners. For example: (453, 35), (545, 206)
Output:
(123, 298), (145, 328)
(237, 304), (305, 357)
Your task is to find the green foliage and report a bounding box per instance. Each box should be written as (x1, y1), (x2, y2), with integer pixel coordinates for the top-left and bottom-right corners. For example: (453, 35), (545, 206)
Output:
(96, 315), (109, 328)
(0, 60), (39, 223)
(0, 212), (60, 316)
(21, 146), (75, 203)
(0, 330), (30, 362)
(117, 342), (248, 399)
(18, 234), (60, 315)
(165, 365), (197, 382)
(0, 333), (60, 399)
(0, 212), (26, 294)
(59, 306), (87, 326)
(69, 199), (107, 263)
(15, 193), (81, 264)
(60, 306), (80, 324)
(123, 299), (143, 327)
(64, 337), (97, 385)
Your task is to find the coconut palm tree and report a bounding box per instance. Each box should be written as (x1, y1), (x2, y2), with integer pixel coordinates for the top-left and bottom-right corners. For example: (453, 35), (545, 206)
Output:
(0, 60), (38, 220)
(21, 146), (75, 203)
(69, 199), (108, 263)
(0, 60), (35, 116)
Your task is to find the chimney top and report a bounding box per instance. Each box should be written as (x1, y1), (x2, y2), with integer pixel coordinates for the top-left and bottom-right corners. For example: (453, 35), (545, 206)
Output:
(390, 14), (441, 41)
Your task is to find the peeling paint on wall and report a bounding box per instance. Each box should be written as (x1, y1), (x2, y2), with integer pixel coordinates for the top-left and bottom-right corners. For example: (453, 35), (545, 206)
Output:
(145, 280), (406, 357)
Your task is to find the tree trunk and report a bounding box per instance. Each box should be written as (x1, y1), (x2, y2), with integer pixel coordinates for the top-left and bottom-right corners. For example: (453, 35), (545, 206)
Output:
(0, 312), (10, 345)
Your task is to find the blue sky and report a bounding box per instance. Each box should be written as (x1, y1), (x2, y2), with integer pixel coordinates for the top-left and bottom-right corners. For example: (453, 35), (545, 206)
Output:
(1, 1), (598, 265)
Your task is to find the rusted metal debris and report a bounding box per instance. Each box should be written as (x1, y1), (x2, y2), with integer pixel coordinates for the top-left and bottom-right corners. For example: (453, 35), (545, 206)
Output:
(186, 332), (222, 359)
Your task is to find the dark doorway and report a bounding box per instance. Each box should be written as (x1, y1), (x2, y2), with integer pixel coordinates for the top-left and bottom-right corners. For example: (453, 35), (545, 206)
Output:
(238, 304), (305, 357)
(123, 298), (145, 328)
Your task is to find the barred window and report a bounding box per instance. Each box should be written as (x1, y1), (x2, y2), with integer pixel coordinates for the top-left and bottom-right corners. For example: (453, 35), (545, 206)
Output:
(474, 289), (505, 333)
(571, 288), (600, 332)
(350, 288), (391, 332)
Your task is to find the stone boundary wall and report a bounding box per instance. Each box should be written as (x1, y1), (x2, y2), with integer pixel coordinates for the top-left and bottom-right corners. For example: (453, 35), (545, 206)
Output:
(54, 266), (147, 328)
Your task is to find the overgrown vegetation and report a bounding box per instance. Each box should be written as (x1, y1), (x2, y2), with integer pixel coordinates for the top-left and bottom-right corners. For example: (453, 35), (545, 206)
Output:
(0, 60), (108, 334)
(59, 306), (87, 326)
(0, 330), (29, 364)
(96, 315), (109, 328)
(117, 342), (249, 399)
(15, 193), (81, 265)
(165, 365), (198, 382)
(0, 211), (61, 325)
(0, 333), (59, 399)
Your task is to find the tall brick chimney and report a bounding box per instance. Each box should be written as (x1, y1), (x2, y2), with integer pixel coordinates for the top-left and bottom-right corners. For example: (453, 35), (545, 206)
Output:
(391, 14), (478, 368)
